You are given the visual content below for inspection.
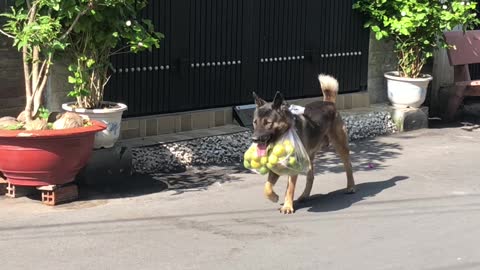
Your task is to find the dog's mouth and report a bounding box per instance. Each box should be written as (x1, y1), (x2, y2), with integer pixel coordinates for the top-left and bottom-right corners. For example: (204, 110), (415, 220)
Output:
(256, 143), (268, 156)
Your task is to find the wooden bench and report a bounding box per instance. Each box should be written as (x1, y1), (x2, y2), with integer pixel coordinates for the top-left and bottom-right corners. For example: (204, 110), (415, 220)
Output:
(443, 30), (480, 121)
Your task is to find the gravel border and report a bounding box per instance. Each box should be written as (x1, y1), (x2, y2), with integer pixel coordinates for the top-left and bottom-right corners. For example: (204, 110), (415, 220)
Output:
(132, 111), (397, 174)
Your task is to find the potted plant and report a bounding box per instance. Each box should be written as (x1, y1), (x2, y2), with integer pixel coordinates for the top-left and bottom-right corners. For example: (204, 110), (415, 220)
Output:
(0, 0), (106, 187)
(353, 0), (479, 108)
(61, 0), (163, 149)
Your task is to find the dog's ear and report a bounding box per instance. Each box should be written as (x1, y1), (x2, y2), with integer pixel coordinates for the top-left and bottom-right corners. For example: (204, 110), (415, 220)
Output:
(272, 91), (287, 110)
(253, 92), (266, 107)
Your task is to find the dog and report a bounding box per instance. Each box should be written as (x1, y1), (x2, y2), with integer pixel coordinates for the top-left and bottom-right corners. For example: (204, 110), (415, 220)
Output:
(252, 74), (355, 214)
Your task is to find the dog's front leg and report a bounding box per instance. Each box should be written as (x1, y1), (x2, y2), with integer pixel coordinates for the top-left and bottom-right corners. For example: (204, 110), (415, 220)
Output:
(280, 175), (298, 214)
(264, 171), (279, 203)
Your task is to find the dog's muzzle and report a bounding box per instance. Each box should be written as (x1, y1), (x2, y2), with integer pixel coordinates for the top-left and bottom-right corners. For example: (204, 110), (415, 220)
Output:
(252, 134), (271, 144)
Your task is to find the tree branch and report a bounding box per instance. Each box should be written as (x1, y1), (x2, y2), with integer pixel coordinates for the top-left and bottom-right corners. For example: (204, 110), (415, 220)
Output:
(23, 46), (33, 122)
(32, 55), (52, 116)
(0, 29), (15, 39)
(60, 8), (90, 40)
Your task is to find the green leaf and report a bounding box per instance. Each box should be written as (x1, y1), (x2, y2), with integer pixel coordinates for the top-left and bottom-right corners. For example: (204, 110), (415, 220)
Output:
(68, 76), (77, 84)
(86, 59), (96, 68)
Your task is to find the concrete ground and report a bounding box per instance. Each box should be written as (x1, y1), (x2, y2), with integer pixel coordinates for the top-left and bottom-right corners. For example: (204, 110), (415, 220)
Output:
(1, 124), (480, 270)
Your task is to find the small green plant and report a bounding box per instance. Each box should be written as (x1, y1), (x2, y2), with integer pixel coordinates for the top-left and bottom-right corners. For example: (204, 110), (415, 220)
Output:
(65, 0), (164, 109)
(353, 0), (479, 78)
(37, 107), (50, 121)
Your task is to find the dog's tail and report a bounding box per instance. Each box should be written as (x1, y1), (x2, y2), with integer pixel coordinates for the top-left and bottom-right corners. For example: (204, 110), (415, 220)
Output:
(318, 74), (339, 103)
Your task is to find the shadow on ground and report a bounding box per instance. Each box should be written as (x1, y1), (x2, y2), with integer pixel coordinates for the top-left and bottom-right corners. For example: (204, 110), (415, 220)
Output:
(73, 166), (247, 201)
(295, 176), (409, 213)
(313, 137), (403, 175)
(150, 166), (245, 195)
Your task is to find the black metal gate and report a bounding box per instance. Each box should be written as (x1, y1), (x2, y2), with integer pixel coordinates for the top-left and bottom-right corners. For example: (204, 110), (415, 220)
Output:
(105, 0), (370, 117)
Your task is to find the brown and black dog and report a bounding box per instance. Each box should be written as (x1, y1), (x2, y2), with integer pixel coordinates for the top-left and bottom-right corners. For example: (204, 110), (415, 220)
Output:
(252, 74), (355, 214)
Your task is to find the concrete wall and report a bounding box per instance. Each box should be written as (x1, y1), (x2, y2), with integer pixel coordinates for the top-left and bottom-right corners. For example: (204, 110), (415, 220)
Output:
(0, 37), (25, 118)
(367, 32), (397, 104)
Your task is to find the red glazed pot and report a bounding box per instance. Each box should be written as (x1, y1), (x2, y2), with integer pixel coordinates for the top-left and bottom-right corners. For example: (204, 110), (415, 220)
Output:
(0, 121), (106, 186)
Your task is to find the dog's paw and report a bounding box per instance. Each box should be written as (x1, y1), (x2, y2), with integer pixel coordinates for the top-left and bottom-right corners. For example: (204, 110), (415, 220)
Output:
(279, 204), (295, 214)
(265, 192), (279, 203)
(297, 194), (310, 203)
(345, 186), (356, 194)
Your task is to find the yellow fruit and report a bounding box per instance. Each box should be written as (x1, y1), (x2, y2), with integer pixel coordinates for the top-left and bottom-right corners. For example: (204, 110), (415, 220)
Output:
(266, 163), (274, 169)
(272, 144), (286, 157)
(259, 166), (269, 175)
(244, 151), (252, 161)
(250, 160), (261, 169)
(260, 156), (268, 165)
(288, 157), (297, 166)
(285, 144), (294, 155)
(283, 139), (292, 146)
(268, 155), (278, 165)
(251, 151), (261, 162)
(243, 160), (252, 169)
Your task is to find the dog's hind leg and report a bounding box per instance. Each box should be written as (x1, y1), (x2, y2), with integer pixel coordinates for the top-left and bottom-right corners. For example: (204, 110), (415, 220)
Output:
(330, 119), (356, 194)
(298, 155), (315, 202)
(280, 175), (298, 214)
(264, 171), (280, 203)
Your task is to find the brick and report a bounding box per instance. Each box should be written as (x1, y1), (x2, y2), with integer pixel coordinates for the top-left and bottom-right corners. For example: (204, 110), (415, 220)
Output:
(0, 175), (6, 196)
(40, 184), (79, 206)
(5, 182), (36, 198)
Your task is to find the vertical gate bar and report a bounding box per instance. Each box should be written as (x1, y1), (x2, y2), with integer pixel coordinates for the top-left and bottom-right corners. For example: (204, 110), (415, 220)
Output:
(273, 0), (280, 97)
(258, 0), (265, 96)
(267, 0), (275, 98)
(193, 0), (200, 109)
(299, 0), (306, 96)
(242, 0), (260, 104)
(200, 0), (207, 108)
(338, 0), (346, 94)
(213, 0), (220, 108)
(234, 0), (241, 103)
(227, 0), (234, 106)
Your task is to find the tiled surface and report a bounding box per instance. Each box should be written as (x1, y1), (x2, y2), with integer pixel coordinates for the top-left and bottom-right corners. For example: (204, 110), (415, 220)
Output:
(121, 124), (250, 148)
(119, 92), (370, 141)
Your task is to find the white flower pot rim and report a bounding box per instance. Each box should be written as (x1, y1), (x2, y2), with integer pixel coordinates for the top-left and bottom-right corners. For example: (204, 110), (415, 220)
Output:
(384, 71), (433, 82)
(62, 101), (128, 114)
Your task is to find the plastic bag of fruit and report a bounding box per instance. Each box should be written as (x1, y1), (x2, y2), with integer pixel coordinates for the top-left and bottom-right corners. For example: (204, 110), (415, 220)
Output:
(243, 127), (311, 176)
(266, 128), (311, 176)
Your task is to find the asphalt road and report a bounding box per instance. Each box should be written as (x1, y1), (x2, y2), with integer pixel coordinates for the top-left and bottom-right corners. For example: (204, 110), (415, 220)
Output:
(1, 125), (480, 270)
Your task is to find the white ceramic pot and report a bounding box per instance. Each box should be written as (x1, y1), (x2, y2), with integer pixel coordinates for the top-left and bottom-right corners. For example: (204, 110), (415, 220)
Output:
(62, 101), (127, 149)
(384, 71), (433, 108)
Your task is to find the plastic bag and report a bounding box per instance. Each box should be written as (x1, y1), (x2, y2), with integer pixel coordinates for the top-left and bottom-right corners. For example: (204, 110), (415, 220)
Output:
(243, 127), (311, 176)
(267, 127), (311, 176)
(243, 143), (271, 175)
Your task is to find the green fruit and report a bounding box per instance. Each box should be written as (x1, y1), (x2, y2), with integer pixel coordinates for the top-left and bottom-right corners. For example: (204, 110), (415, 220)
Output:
(268, 155), (278, 165)
(288, 157), (297, 166)
(259, 166), (269, 175)
(266, 163), (274, 169)
(244, 160), (252, 169)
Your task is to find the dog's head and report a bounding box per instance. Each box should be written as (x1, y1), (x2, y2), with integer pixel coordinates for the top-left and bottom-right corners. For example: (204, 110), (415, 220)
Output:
(251, 91), (292, 150)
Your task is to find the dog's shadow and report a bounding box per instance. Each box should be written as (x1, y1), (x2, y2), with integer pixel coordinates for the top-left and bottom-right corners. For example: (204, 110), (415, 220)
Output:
(295, 176), (409, 213)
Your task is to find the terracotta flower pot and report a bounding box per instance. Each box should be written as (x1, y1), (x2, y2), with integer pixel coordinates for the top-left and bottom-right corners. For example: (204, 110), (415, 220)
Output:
(0, 121), (106, 186)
